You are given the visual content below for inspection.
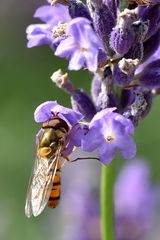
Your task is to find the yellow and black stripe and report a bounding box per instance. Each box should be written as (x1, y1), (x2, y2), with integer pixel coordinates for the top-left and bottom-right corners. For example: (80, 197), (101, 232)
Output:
(48, 164), (61, 208)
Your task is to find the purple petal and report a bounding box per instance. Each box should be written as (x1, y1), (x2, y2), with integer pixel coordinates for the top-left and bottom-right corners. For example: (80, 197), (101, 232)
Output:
(34, 101), (57, 122)
(34, 101), (83, 126)
(51, 104), (83, 126)
(68, 51), (85, 71)
(62, 141), (75, 157)
(55, 37), (76, 58)
(68, 124), (84, 147)
(26, 24), (52, 48)
(98, 142), (116, 164)
(116, 135), (136, 159)
(82, 128), (103, 152)
(114, 114), (135, 135)
(90, 108), (116, 127)
(34, 4), (71, 26)
(66, 17), (91, 36)
(84, 50), (98, 72)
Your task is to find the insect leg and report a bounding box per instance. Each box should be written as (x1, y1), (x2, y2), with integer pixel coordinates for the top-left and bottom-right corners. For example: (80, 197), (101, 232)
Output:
(71, 157), (99, 162)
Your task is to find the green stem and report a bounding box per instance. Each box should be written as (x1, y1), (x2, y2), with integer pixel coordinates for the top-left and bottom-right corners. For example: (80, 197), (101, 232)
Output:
(101, 161), (116, 240)
(120, 0), (129, 11)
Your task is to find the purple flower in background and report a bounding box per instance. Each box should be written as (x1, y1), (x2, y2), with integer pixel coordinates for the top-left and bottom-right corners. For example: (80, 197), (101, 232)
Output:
(61, 159), (156, 240)
(82, 108), (136, 164)
(55, 17), (104, 72)
(26, 2), (71, 48)
(115, 160), (156, 240)
(61, 156), (101, 240)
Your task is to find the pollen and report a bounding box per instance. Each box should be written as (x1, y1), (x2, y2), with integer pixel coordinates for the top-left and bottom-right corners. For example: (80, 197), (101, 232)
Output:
(106, 135), (115, 142)
(80, 47), (88, 51)
(52, 22), (68, 38)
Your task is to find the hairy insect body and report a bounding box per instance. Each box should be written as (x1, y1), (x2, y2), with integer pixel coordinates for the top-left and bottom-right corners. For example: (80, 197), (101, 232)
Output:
(38, 127), (66, 208)
(48, 161), (61, 208)
(25, 118), (69, 217)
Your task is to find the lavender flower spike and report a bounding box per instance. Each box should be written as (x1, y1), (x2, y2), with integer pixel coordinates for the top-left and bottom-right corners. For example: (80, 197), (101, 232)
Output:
(55, 17), (104, 72)
(82, 108), (136, 164)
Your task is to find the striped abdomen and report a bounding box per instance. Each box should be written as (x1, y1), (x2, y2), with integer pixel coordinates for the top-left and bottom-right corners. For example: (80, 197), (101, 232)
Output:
(48, 162), (61, 208)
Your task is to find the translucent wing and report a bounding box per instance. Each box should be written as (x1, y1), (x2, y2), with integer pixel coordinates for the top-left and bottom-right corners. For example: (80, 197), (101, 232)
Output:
(25, 148), (62, 218)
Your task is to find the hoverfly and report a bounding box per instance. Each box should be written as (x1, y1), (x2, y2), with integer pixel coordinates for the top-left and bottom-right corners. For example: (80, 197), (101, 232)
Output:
(25, 116), (71, 217)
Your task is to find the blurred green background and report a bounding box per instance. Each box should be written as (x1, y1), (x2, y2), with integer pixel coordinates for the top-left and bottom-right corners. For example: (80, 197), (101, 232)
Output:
(0, 1), (160, 239)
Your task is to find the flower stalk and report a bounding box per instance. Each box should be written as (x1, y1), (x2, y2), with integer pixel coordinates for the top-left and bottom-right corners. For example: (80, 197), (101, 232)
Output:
(101, 160), (116, 240)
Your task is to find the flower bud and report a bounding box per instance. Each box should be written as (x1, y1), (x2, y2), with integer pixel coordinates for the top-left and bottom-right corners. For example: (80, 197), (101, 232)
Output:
(113, 58), (139, 86)
(138, 60), (160, 89)
(71, 89), (97, 121)
(105, 0), (120, 19)
(91, 74), (102, 104)
(143, 30), (160, 61)
(50, 69), (75, 92)
(120, 89), (135, 110)
(97, 92), (118, 110)
(68, 0), (92, 20)
(141, 91), (153, 118)
(124, 20), (148, 60)
(87, 0), (116, 53)
(123, 90), (152, 126)
(96, 66), (119, 110)
(125, 42), (144, 60)
(110, 8), (138, 56)
(139, 5), (160, 40)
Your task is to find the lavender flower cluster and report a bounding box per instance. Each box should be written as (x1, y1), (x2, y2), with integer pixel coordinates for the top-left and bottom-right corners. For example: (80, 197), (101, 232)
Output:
(27, 0), (160, 164)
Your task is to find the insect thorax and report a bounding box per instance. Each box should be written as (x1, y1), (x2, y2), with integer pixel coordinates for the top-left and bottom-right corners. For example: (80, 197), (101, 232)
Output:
(38, 118), (69, 158)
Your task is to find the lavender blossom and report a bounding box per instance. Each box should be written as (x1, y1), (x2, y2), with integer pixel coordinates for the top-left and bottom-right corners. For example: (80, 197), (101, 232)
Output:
(55, 17), (104, 72)
(26, 2), (71, 48)
(34, 100), (83, 125)
(82, 108), (136, 164)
